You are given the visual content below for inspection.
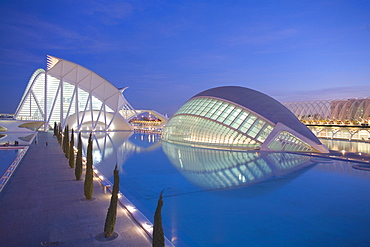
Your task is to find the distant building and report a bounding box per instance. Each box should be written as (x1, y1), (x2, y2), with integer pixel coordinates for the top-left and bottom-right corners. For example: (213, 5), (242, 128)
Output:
(283, 98), (370, 125)
(283, 98), (370, 141)
(162, 86), (328, 153)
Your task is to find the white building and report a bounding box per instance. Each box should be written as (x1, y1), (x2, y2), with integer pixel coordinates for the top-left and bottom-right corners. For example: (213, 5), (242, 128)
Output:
(14, 55), (137, 131)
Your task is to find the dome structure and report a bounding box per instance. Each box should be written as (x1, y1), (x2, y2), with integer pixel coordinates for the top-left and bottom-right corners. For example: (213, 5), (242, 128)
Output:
(162, 86), (328, 153)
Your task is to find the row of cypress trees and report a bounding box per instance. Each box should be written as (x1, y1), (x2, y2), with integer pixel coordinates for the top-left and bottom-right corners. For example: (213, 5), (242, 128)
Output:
(54, 122), (164, 245)
(57, 124), (93, 199)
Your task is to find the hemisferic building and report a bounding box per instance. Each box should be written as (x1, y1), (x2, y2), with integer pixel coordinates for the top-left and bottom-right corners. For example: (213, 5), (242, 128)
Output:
(162, 86), (329, 153)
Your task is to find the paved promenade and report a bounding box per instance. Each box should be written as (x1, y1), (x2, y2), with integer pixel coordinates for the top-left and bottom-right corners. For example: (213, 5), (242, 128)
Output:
(0, 131), (152, 246)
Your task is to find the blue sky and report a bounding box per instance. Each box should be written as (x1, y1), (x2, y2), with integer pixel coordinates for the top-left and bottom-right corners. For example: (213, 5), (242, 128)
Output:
(0, 0), (369, 116)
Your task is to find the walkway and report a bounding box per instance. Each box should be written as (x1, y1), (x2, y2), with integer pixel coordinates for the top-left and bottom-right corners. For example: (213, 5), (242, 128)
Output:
(0, 131), (152, 246)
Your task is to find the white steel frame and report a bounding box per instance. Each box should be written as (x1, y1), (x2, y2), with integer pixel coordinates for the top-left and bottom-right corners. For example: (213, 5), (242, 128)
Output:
(14, 55), (137, 131)
(283, 98), (370, 125)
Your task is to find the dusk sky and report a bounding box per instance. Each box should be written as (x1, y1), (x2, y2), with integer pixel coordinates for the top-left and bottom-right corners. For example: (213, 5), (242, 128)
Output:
(1, 0), (369, 116)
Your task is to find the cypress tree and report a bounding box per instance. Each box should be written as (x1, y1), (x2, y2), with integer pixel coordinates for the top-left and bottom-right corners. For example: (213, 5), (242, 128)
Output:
(64, 125), (70, 159)
(152, 190), (165, 247)
(62, 126), (67, 152)
(58, 123), (62, 145)
(75, 132), (83, 180)
(69, 129), (75, 168)
(53, 122), (57, 136)
(84, 133), (94, 199)
(104, 164), (119, 238)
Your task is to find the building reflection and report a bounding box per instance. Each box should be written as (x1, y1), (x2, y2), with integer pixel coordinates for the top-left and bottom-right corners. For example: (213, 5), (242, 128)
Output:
(0, 132), (37, 146)
(79, 131), (161, 176)
(162, 142), (314, 190)
(320, 139), (370, 154)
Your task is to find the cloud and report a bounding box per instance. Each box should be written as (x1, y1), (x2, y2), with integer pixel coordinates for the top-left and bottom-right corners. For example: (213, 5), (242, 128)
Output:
(0, 9), (121, 54)
(227, 27), (298, 46)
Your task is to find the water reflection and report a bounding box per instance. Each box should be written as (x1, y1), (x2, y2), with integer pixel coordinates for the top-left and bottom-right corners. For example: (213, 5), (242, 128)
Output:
(80, 131), (161, 175)
(162, 142), (314, 190)
(0, 132), (37, 145)
(321, 139), (370, 154)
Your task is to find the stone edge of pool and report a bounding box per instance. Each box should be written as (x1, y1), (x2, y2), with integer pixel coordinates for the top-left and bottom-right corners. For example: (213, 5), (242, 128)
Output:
(0, 146), (29, 192)
(93, 166), (175, 247)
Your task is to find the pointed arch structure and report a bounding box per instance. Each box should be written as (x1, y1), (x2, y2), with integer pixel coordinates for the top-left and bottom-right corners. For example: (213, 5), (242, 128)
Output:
(283, 98), (370, 125)
(14, 55), (137, 131)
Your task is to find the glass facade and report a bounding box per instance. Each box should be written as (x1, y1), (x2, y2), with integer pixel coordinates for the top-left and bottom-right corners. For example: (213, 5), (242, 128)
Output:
(268, 131), (314, 152)
(163, 97), (274, 150)
(163, 89), (328, 153)
(16, 73), (115, 125)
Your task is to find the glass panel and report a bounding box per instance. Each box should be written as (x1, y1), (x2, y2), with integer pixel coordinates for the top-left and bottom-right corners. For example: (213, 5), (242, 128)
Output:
(256, 124), (273, 142)
(223, 108), (241, 126)
(268, 131), (314, 152)
(216, 105), (234, 122)
(247, 119), (265, 138)
(207, 101), (224, 119)
(163, 115), (262, 150)
(238, 115), (257, 133)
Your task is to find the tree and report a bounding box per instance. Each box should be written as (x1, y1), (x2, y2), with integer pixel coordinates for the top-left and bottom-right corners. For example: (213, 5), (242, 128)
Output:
(69, 129), (75, 168)
(75, 132), (83, 180)
(104, 164), (119, 238)
(53, 122), (57, 136)
(64, 125), (70, 159)
(57, 123), (62, 145)
(62, 125), (67, 152)
(84, 132), (94, 199)
(152, 190), (165, 247)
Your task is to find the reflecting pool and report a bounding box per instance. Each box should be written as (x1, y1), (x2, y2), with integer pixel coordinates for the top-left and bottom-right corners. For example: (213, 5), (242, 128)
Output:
(321, 138), (370, 154)
(89, 132), (370, 246)
(0, 132), (37, 146)
(0, 149), (20, 175)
